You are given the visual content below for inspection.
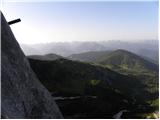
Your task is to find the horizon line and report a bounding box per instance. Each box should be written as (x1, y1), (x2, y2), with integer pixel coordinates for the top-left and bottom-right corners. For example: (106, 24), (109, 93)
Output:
(21, 39), (158, 45)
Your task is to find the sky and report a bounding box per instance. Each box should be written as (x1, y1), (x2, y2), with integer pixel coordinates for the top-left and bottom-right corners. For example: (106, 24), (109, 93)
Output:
(1, 0), (158, 44)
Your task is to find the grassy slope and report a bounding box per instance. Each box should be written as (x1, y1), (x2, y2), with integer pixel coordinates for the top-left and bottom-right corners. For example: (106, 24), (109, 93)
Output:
(28, 55), (158, 118)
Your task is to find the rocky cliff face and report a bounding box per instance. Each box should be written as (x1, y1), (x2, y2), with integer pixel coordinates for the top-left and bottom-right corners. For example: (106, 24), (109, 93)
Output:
(1, 13), (63, 118)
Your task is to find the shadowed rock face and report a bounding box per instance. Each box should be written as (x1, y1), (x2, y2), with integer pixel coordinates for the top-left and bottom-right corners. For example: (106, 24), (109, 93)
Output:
(1, 13), (63, 118)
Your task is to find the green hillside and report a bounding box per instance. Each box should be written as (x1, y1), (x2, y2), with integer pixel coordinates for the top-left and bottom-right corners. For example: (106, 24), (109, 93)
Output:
(28, 57), (158, 118)
(98, 49), (158, 74)
(69, 49), (158, 75)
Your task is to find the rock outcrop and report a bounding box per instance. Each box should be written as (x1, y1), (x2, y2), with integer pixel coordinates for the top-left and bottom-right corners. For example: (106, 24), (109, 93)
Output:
(1, 12), (63, 118)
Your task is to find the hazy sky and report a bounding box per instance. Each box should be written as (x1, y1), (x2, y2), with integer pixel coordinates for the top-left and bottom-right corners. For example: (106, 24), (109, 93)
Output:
(2, 0), (158, 44)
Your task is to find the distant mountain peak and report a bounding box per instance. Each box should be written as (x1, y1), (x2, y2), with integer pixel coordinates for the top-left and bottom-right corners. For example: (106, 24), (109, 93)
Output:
(69, 49), (158, 73)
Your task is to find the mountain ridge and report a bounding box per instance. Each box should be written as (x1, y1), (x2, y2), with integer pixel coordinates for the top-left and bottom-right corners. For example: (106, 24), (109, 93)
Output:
(28, 53), (63, 61)
(69, 49), (158, 74)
